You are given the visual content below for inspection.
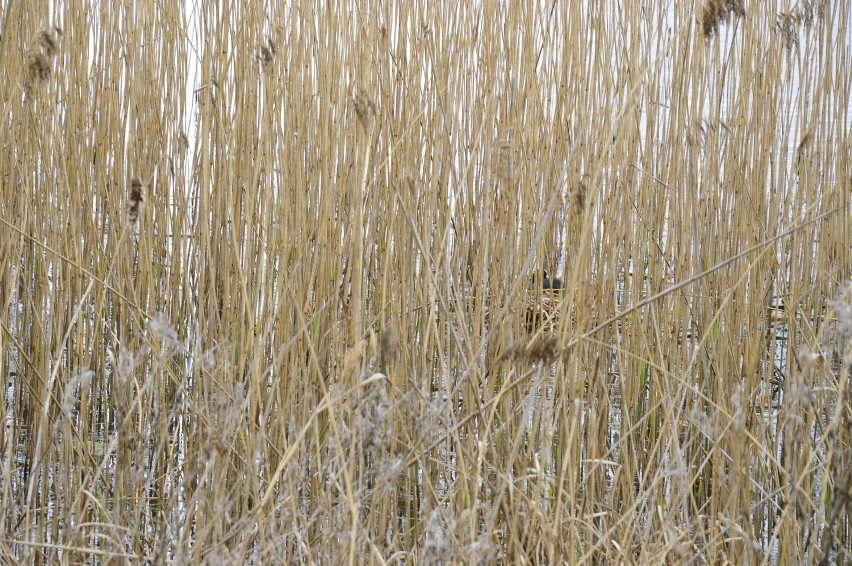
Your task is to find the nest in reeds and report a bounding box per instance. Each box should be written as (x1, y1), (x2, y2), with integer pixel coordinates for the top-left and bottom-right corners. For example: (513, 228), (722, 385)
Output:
(443, 285), (564, 335)
(525, 291), (563, 333)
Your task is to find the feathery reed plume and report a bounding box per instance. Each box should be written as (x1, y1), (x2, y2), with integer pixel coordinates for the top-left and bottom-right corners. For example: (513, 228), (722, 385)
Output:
(258, 37), (277, 67)
(128, 176), (146, 226)
(499, 335), (560, 365)
(37, 29), (58, 57)
(24, 27), (62, 88)
(775, 0), (827, 52)
(353, 94), (377, 132)
(570, 177), (588, 214)
(342, 338), (368, 383)
(379, 321), (400, 370)
(24, 51), (52, 86)
(686, 118), (707, 148)
(831, 281), (852, 338)
(797, 129), (813, 165)
(700, 0), (746, 39)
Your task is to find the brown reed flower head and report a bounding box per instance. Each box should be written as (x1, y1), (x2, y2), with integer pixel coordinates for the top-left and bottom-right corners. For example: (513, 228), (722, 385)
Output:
(775, 0), (827, 53)
(37, 29), (58, 57)
(342, 338), (368, 383)
(380, 321), (400, 369)
(500, 335), (560, 366)
(258, 37), (277, 67)
(24, 51), (52, 86)
(796, 129), (813, 164)
(24, 28), (62, 89)
(570, 177), (588, 214)
(353, 94), (377, 132)
(700, 0), (746, 39)
(128, 176), (146, 225)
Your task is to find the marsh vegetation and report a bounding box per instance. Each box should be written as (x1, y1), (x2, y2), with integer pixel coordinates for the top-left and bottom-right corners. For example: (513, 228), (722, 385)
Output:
(1, 0), (851, 563)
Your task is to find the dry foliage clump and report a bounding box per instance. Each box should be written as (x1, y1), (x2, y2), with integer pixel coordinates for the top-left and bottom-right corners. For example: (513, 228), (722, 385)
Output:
(0, 1), (849, 564)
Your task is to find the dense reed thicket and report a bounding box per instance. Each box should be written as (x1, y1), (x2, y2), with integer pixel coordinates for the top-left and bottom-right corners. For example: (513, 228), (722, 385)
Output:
(1, 0), (850, 563)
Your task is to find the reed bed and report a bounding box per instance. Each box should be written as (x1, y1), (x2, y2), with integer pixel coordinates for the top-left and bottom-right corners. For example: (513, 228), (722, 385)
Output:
(1, 0), (850, 563)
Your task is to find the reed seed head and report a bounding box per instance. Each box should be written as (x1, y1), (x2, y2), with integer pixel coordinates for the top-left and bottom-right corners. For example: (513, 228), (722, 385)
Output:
(258, 39), (277, 67)
(700, 0), (746, 39)
(500, 335), (559, 365)
(37, 29), (58, 57)
(775, 1), (827, 52)
(353, 94), (377, 131)
(571, 178), (588, 213)
(128, 176), (146, 225)
(25, 50), (51, 86)
(380, 320), (400, 369)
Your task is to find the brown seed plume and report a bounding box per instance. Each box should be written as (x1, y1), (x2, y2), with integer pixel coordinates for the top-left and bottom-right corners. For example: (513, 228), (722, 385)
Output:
(380, 321), (400, 369)
(775, 0), (827, 52)
(700, 0), (746, 39)
(24, 51), (51, 86)
(353, 94), (377, 132)
(37, 29), (58, 57)
(258, 37), (277, 67)
(499, 335), (560, 366)
(23, 28), (62, 89)
(570, 178), (588, 214)
(797, 129), (813, 164)
(128, 177), (146, 225)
